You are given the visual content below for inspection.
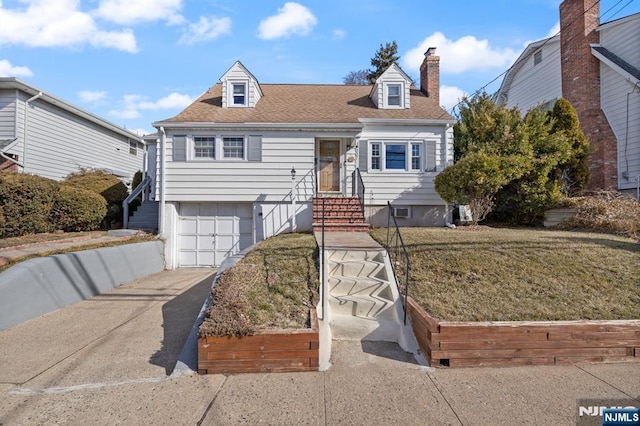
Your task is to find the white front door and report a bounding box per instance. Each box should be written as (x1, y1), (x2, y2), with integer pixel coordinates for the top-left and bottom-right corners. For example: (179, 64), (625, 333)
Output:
(178, 203), (253, 267)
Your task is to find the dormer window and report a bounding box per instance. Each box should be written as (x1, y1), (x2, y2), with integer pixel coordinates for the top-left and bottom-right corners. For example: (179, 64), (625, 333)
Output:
(388, 84), (401, 106)
(232, 83), (246, 106)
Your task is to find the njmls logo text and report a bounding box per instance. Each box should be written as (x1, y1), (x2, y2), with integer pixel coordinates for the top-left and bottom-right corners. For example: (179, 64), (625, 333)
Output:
(579, 406), (639, 417)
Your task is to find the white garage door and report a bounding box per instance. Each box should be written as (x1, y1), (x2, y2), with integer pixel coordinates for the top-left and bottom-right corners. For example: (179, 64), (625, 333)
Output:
(178, 203), (253, 267)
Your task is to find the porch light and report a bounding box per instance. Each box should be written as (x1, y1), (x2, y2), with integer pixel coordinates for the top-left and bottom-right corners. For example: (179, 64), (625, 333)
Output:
(290, 167), (296, 180)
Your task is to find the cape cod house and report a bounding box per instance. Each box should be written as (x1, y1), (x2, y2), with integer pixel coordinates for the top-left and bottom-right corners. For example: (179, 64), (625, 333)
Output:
(494, 0), (640, 193)
(146, 50), (455, 268)
(0, 78), (144, 182)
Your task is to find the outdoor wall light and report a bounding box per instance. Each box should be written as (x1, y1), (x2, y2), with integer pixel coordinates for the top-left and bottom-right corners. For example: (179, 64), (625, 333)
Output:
(290, 167), (296, 180)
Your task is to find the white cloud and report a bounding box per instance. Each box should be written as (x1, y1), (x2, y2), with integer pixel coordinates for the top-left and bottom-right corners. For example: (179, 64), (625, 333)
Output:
(546, 22), (560, 38)
(93, 0), (184, 25)
(109, 92), (195, 119)
(332, 29), (346, 40)
(78, 90), (107, 103)
(0, 0), (138, 53)
(440, 85), (467, 111)
(402, 32), (519, 75)
(179, 16), (231, 44)
(0, 59), (33, 77)
(258, 2), (317, 40)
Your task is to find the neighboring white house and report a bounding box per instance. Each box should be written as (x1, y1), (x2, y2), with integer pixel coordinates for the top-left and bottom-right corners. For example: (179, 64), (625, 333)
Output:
(0, 78), (144, 182)
(494, 0), (640, 192)
(151, 52), (455, 269)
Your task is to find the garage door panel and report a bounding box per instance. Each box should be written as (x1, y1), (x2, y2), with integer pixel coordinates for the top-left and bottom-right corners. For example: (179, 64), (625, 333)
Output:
(181, 219), (197, 234)
(179, 251), (197, 266)
(199, 219), (215, 235)
(179, 202), (253, 268)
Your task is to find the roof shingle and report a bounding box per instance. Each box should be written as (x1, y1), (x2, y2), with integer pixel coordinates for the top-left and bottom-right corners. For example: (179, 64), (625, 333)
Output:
(159, 84), (453, 124)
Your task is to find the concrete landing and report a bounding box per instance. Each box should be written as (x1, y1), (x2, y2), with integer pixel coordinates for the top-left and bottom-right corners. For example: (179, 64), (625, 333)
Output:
(314, 231), (382, 250)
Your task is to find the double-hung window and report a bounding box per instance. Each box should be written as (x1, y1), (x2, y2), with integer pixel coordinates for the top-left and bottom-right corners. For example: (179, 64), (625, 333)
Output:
(369, 141), (424, 172)
(232, 83), (246, 106)
(223, 137), (244, 159)
(387, 84), (401, 106)
(194, 136), (215, 159)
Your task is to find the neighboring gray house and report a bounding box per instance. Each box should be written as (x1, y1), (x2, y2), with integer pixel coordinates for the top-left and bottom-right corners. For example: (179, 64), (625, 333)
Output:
(148, 51), (455, 268)
(0, 78), (144, 182)
(495, 0), (640, 193)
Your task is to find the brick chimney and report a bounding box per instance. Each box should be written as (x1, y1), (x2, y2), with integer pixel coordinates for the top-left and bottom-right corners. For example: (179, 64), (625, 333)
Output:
(420, 47), (440, 105)
(560, 0), (618, 189)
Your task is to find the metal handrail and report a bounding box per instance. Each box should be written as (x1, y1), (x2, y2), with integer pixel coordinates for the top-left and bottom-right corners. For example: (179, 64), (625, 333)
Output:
(351, 167), (365, 215)
(320, 197), (326, 321)
(122, 175), (152, 228)
(386, 201), (412, 324)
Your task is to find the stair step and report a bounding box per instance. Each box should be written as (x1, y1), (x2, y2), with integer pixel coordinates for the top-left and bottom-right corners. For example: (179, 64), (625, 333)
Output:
(328, 261), (387, 280)
(327, 250), (386, 263)
(313, 224), (370, 232)
(329, 315), (401, 341)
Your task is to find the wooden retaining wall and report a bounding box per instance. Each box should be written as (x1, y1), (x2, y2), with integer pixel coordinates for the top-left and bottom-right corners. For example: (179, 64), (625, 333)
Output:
(407, 298), (640, 368)
(198, 310), (319, 374)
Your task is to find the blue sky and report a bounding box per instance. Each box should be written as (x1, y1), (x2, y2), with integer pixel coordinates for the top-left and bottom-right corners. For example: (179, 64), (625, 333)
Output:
(1, 0), (638, 136)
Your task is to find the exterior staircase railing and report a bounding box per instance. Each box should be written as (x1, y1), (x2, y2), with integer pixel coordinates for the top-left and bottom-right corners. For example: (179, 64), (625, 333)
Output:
(385, 201), (412, 324)
(123, 175), (152, 228)
(351, 167), (365, 215)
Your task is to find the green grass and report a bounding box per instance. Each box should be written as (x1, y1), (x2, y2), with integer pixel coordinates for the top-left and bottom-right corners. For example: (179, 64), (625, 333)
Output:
(199, 233), (319, 337)
(370, 227), (639, 322)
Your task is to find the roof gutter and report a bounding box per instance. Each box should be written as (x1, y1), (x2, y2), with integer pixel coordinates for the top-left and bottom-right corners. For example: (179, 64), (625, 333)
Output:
(151, 121), (364, 132)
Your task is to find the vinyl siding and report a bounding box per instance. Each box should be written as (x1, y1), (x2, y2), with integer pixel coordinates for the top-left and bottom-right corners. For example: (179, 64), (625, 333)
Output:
(358, 124), (451, 206)
(163, 131), (316, 202)
(13, 92), (143, 181)
(599, 15), (640, 189)
(0, 89), (17, 141)
(505, 41), (562, 112)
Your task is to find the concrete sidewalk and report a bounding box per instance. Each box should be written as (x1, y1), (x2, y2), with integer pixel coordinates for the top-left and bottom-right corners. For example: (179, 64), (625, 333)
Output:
(1, 268), (638, 425)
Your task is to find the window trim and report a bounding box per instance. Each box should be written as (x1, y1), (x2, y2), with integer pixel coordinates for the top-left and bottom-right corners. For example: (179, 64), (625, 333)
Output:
(222, 136), (246, 160)
(384, 83), (404, 108)
(368, 140), (425, 172)
(229, 81), (248, 107)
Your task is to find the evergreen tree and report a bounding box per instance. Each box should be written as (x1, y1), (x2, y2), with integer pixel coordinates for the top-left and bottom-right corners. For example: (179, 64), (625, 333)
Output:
(367, 41), (399, 83)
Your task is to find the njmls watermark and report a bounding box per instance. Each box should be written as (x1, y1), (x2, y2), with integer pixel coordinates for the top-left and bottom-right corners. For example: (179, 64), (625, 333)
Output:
(577, 399), (640, 426)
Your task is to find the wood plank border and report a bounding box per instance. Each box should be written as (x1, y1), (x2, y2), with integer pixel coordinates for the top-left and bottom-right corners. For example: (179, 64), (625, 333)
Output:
(197, 310), (319, 374)
(407, 297), (640, 368)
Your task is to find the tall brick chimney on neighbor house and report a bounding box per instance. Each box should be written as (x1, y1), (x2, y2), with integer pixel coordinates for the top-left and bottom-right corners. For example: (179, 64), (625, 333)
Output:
(420, 47), (440, 106)
(560, 0), (618, 189)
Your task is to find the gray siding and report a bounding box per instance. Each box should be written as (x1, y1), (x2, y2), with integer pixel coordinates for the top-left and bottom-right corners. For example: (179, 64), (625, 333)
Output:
(13, 92), (142, 181)
(599, 15), (640, 189)
(505, 41), (562, 112)
(0, 89), (17, 141)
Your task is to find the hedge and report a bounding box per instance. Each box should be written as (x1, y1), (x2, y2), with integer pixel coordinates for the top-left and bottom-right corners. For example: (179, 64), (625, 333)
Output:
(0, 173), (59, 237)
(64, 170), (128, 227)
(50, 185), (107, 232)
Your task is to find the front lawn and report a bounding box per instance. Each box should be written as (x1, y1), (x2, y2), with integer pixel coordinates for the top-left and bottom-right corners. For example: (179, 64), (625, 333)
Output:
(370, 227), (639, 322)
(199, 233), (319, 337)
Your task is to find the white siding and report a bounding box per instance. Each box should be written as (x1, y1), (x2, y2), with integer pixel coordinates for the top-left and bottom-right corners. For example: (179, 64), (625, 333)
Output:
(505, 41), (562, 112)
(163, 131), (316, 202)
(599, 15), (640, 190)
(357, 124), (451, 206)
(6, 92), (143, 181)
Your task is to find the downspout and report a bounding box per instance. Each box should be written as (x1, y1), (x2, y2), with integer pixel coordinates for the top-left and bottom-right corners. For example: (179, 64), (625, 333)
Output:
(23, 91), (43, 172)
(158, 127), (166, 236)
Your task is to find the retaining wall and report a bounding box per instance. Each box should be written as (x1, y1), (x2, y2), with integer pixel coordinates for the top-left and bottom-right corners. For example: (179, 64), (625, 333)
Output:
(408, 298), (640, 367)
(0, 241), (165, 331)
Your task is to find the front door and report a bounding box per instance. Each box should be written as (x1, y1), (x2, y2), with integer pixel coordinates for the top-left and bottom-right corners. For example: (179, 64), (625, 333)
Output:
(319, 140), (340, 192)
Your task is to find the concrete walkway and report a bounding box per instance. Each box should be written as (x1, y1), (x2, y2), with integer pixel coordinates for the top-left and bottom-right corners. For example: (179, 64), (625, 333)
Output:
(1, 268), (638, 425)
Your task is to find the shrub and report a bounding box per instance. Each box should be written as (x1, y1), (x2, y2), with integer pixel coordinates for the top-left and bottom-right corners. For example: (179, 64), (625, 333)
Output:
(0, 173), (59, 237)
(64, 169), (128, 228)
(435, 152), (514, 224)
(129, 170), (143, 214)
(50, 185), (107, 232)
(559, 191), (640, 240)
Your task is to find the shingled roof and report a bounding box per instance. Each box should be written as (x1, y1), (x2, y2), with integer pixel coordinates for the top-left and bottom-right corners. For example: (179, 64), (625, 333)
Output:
(158, 83), (453, 124)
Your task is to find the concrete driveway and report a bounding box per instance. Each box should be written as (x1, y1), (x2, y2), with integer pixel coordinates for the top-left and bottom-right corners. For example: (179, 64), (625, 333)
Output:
(0, 268), (638, 425)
